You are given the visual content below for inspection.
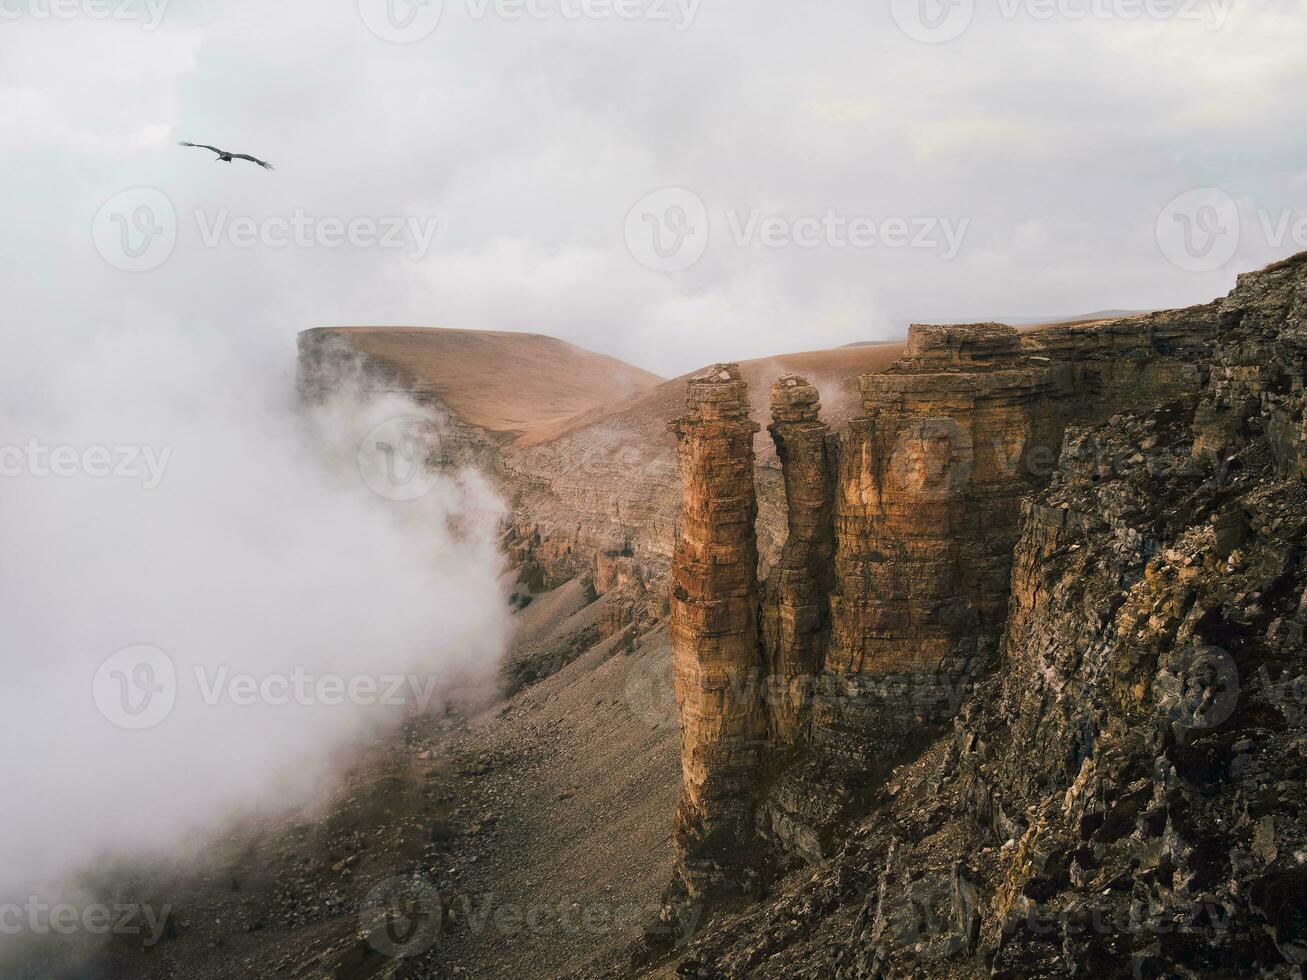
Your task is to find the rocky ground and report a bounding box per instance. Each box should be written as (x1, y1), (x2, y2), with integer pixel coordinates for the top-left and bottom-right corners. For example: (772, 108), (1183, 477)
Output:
(5, 579), (681, 980)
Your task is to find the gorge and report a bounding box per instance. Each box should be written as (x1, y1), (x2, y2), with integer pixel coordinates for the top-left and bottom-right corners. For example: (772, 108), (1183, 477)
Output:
(27, 250), (1305, 979)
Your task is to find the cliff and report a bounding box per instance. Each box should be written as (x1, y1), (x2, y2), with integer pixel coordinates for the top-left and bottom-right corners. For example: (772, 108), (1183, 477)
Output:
(663, 300), (1216, 889)
(663, 252), (1307, 977)
(290, 253), (1307, 978)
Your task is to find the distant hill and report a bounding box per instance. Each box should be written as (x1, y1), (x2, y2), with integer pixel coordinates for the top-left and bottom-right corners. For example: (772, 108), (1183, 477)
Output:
(303, 326), (664, 443)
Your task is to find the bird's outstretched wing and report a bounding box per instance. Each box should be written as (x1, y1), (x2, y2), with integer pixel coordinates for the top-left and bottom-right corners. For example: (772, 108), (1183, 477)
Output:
(178, 140), (225, 156)
(230, 153), (275, 171)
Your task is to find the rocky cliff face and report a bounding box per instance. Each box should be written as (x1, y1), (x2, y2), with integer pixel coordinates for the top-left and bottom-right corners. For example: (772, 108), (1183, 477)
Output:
(294, 254), (1307, 978)
(762, 376), (836, 746)
(663, 302), (1220, 888)
(663, 252), (1307, 978)
(667, 365), (767, 898)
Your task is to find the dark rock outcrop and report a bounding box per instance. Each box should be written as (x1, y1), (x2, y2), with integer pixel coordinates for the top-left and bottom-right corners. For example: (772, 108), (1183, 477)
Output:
(666, 251), (1307, 978)
(667, 364), (767, 899)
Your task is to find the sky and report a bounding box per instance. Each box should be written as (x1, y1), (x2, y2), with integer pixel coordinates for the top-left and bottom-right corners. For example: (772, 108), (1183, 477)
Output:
(3, 0), (1306, 377)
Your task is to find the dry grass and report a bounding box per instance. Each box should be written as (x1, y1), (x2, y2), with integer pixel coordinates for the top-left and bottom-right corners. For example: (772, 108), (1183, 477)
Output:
(324, 327), (665, 441)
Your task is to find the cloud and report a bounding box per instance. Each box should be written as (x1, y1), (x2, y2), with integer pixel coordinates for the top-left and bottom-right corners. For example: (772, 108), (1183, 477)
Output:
(4, 0), (1305, 380)
(0, 320), (511, 901)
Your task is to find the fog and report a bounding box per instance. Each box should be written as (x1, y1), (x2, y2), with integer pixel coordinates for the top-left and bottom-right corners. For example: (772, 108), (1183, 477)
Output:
(0, 325), (511, 901)
(3, 0), (1306, 928)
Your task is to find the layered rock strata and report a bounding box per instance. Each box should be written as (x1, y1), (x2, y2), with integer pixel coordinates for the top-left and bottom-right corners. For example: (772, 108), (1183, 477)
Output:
(816, 324), (1070, 770)
(667, 364), (766, 890)
(669, 250), (1307, 980)
(761, 375), (836, 745)
(667, 307), (1223, 885)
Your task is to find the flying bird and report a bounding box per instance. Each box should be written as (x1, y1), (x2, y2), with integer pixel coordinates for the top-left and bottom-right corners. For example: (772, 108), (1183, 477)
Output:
(178, 141), (275, 170)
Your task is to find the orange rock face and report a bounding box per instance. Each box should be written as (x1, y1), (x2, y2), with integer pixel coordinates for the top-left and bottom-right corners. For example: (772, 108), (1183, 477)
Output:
(665, 315), (1221, 884)
(761, 375), (835, 744)
(667, 364), (766, 880)
(815, 324), (1070, 766)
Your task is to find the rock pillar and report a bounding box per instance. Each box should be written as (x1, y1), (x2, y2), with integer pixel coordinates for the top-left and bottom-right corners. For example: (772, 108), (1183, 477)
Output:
(761, 375), (835, 743)
(668, 363), (765, 887)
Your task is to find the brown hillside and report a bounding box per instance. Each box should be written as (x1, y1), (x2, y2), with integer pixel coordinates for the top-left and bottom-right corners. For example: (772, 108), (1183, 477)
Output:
(516, 341), (911, 452)
(315, 327), (665, 441)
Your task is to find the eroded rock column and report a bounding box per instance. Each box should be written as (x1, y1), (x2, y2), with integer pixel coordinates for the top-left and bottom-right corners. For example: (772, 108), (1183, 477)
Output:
(668, 363), (765, 886)
(761, 375), (835, 743)
(817, 325), (1065, 773)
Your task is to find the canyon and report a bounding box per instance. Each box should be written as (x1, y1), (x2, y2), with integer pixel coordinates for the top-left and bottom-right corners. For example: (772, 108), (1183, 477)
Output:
(301, 251), (1306, 977)
(17, 252), (1305, 979)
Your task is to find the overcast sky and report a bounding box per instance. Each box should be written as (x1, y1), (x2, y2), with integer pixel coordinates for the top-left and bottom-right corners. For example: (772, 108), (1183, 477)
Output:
(3, 0), (1306, 377)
